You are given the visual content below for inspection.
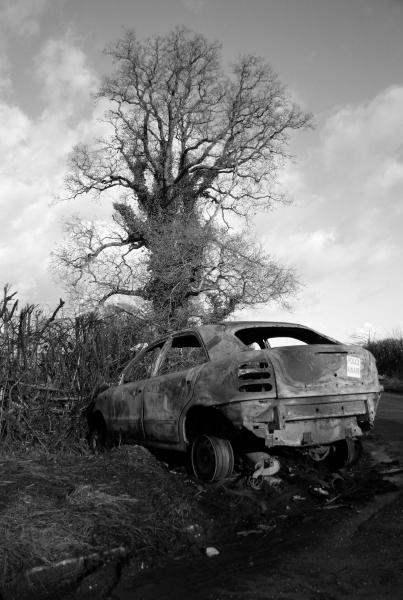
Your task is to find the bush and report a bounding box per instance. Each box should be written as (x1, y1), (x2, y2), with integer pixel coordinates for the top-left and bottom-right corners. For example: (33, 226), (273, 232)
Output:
(365, 336), (403, 379)
(0, 286), (147, 451)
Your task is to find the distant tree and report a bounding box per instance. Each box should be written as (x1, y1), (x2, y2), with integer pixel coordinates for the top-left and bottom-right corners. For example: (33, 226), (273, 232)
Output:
(54, 27), (311, 330)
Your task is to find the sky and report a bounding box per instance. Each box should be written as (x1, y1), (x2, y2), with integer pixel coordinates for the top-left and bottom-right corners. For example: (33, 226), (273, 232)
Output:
(0, 0), (402, 342)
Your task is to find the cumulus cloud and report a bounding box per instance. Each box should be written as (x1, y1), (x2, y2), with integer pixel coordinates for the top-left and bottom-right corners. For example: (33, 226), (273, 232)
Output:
(0, 36), (106, 306)
(35, 36), (99, 114)
(0, 55), (12, 95)
(182, 0), (207, 14)
(0, 0), (48, 36)
(251, 85), (403, 340)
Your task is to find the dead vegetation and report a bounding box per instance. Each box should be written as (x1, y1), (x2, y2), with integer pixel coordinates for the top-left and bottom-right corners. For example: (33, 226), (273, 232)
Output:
(0, 285), (148, 452)
(366, 336), (403, 388)
(0, 440), (399, 598)
(0, 446), (208, 597)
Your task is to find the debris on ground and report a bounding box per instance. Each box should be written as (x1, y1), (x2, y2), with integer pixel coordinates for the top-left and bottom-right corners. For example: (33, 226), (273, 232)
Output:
(244, 452), (281, 479)
(291, 494), (306, 502)
(0, 446), (208, 598)
(380, 467), (403, 476)
(203, 547), (220, 557)
(310, 486), (331, 497)
(0, 443), (399, 599)
(236, 529), (263, 537)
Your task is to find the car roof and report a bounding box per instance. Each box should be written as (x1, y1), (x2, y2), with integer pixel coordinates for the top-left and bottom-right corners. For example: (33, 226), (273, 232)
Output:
(217, 320), (309, 330)
(139, 321), (338, 362)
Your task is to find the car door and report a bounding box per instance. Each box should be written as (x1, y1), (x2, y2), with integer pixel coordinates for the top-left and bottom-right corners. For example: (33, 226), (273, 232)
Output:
(115, 342), (165, 440)
(143, 333), (209, 443)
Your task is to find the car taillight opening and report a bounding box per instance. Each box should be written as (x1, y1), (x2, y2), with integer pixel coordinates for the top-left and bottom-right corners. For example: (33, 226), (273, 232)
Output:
(238, 361), (273, 393)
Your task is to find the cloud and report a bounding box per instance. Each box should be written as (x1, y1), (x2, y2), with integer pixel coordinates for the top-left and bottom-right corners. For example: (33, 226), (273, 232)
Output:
(0, 0), (48, 36)
(35, 36), (99, 115)
(350, 321), (387, 344)
(252, 85), (403, 340)
(0, 103), (31, 148)
(182, 0), (207, 14)
(0, 36), (106, 307)
(0, 55), (12, 95)
(0, 26), (402, 342)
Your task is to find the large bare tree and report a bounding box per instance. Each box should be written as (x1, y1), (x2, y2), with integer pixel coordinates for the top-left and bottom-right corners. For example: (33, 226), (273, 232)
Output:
(55, 27), (311, 329)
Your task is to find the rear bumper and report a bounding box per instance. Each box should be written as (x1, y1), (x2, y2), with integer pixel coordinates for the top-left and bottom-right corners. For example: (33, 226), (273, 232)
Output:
(242, 392), (381, 448)
(263, 416), (363, 448)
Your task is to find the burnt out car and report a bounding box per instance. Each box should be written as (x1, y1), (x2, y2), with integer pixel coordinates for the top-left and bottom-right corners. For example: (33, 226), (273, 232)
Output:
(87, 322), (382, 481)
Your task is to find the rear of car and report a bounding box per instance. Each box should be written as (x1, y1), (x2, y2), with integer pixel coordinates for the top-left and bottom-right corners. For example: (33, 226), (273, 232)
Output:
(194, 323), (382, 458)
(245, 344), (380, 448)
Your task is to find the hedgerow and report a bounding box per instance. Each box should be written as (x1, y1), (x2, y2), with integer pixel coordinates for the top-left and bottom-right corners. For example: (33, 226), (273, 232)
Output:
(366, 336), (403, 379)
(0, 285), (146, 451)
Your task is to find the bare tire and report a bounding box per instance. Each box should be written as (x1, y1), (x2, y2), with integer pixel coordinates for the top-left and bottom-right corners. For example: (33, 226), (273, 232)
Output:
(328, 438), (362, 470)
(191, 435), (234, 482)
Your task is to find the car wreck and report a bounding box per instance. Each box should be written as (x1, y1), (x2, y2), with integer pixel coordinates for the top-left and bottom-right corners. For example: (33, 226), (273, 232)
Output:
(87, 321), (382, 481)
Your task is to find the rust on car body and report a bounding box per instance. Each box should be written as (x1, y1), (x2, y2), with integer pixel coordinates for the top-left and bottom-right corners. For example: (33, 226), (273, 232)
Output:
(88, 321), (382, 479)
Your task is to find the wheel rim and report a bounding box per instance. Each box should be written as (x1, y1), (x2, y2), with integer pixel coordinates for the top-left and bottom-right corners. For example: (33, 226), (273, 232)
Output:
(191, 435), (234, 482)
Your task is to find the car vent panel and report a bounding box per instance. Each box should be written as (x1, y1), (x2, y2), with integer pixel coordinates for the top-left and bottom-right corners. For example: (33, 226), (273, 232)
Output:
(238, 361), (273, 393)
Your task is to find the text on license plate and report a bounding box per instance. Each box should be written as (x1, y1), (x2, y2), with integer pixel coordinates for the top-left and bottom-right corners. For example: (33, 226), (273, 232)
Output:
(347, 355), (361, 378)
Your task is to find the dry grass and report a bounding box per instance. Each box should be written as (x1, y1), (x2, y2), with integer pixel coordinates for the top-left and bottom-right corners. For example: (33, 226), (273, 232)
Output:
(0, 445), (393, 598)
(1, 493), (93, 574)
(0, 288), (209, 596)
(67, 484), (140, 507)
(0, 446), (207, 595)
(0, 285), (149, 452)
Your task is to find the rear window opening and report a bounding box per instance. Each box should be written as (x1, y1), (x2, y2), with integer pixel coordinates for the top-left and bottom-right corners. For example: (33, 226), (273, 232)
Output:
(267, 337), (307, 348)
(234, 326), (337, 349)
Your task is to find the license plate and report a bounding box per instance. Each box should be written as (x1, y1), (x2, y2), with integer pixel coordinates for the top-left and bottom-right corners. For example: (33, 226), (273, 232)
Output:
(347, 356), (361, 378)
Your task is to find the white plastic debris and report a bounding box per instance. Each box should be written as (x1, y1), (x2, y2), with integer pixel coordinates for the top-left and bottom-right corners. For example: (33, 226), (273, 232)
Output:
(291, 494), (306, 502)
(246, 452), (281, 479)
(312, 486), (330, 497)
(204, 547), (220, 558)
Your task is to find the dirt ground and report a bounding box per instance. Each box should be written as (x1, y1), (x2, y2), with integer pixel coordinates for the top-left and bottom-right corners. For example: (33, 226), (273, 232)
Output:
(115, 436), (403, 600)
(113, 432), (403, 600)
(1, 395), (403, 600)
(1, 440), (402, 599)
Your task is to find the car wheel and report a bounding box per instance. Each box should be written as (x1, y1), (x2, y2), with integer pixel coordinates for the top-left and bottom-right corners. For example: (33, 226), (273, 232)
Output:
(328, 438), (362, 470)
(88, 419), (110, 454)
(190, 435), (234, 482)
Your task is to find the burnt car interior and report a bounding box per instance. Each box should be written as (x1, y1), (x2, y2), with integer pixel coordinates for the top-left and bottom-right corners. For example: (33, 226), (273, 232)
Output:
(122, 343), (164, 382)
(159, 334), (208, 375)
(121, 334), (208, 383)
(233, 326), (337, 349)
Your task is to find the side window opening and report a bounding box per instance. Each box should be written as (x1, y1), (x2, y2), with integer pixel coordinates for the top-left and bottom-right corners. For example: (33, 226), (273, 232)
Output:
(158, 334), (208, 376)
(122, 344), (164, 383)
